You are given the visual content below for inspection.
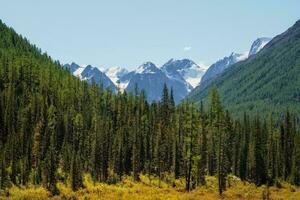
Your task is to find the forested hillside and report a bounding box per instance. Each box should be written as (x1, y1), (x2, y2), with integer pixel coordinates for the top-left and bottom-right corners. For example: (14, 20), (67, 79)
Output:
(188, 20), (300, 118)
(0, 19), (300, 200)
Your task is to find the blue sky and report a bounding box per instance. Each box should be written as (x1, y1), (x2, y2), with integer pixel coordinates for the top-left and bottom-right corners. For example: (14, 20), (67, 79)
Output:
(0, 0), (299, 70)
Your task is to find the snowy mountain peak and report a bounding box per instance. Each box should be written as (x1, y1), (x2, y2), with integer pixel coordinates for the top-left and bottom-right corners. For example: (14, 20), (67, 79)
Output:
(249, 37), (272, 56)
(236, 52), (249, 62)
(135, 62), (159, 74)
(163, 58), (197, 70)
(73, 66), (85, 79)
(124, 60), (192, 103)
(230, 52), (249, 63)
(104, 66), (129, 85)
(65, 62), (117, 92)
(81, 65), (100, 80)
(105, 66), (128, 76)
(84, 64), (93, 70)
(162, 59), (207, 88)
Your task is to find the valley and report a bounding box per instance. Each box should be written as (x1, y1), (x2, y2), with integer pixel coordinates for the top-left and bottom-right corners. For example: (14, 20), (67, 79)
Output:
(0, 3), (299, 200)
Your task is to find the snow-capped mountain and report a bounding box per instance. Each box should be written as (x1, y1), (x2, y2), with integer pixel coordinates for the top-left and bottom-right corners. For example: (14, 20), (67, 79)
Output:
(249, 37), (272, 56)
(104, 67), (128, 84)
(135, 62), (161, 74)
(200, 52), (248, 86)
(199, 37), (271, 87)
(65, 59), (204, 103)
(161, 59), (207, 88)
(64, 63), (117, 91)
(124, 62), (191, 103)
(104, 67), (129, 90)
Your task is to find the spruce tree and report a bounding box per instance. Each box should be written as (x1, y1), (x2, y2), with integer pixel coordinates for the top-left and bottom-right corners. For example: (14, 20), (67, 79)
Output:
(43, 105), (59, 195)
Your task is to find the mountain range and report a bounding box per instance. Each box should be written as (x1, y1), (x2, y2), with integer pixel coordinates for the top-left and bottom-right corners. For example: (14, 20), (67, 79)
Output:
(65, 59), (205, 103)
(64, 37), (270, 104)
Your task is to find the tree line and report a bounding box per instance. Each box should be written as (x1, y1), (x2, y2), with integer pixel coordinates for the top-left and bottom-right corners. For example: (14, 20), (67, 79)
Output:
(0, 19), (300, 196)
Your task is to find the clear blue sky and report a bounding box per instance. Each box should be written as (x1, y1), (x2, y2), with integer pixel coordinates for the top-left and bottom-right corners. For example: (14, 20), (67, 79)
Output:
(0, 0), (299, 70)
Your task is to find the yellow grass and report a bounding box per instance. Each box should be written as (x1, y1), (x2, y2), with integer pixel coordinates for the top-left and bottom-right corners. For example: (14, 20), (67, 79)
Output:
(1, 174), (300, 200)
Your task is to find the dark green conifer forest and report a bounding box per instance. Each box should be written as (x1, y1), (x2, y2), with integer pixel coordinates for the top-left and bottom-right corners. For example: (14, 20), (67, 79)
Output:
(0, 19), (300, 197)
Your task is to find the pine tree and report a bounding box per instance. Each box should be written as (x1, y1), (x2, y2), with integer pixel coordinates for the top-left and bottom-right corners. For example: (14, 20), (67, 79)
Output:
(253, 116), (267, 185)
(290, 131), (300, 185)
(239, 113), (250, 181)
(69, 113), (84, 189)
(0, 153), (9, 189)
(210, 88), (226, 195)
(70, 153), (83, 191)
(32, 120), (43, 184)
(198, 101), (207, 186)
(43, 105), (59, 195)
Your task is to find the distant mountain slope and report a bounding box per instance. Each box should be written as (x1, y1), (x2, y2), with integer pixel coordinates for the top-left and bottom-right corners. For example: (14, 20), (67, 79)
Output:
(188, 20), (300, 117)
(200, 52), (248, 88)
(65, 58), (201, 101)
(199, 37), (271, 88)
(64, 62), (81, 73)
(249, 37), (272, 56)
(104, 66), (129, 89)
(161, 59), (207, 88)
(125, 62), (191, 103)
(65, 63), (117, 91)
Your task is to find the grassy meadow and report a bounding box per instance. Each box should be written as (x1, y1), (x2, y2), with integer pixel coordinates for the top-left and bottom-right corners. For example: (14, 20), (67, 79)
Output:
(1, 174), (299, 200)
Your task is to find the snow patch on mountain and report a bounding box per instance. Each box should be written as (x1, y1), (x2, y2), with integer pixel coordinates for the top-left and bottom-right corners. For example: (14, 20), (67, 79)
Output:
(122, 61), (193, 103)
(104, 66), (129, 85)
(236, 51), (249, 62)
(199, 52), (247, 86)
(64, 63), (117, 92)
(73, 66), (86, 79)
(119, 80), (130, 91)
(181, 63), (208, 87)
(249, 37), (272, 56)
(161, 59), (207, 88)
(199, 37), (271, 87)
(135, 62), (159, 74)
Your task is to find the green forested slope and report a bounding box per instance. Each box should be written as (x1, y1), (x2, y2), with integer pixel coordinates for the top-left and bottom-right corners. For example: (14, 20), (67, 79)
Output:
(188, 20), (300, 117)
